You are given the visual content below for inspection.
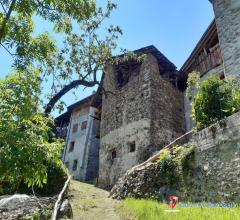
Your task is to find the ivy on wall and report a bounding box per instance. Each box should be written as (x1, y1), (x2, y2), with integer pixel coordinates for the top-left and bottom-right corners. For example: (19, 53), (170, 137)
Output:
(156, 142), (196, 187)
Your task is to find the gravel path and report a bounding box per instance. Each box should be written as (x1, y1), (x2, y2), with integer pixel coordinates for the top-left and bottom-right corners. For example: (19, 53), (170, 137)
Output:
(69, 180), (120, 220)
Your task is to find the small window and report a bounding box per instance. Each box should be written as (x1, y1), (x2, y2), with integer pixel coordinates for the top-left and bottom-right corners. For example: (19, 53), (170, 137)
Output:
(72, 160), (78, 171)
(65, 162), (69, 169)
(69, 141), (75, 152)
(72, 124), (78, 133)
(81, 121), (88, 130)
(111, 149), (116, 159)
(73, 108), (81, 118)
(129, 142), (136, 153)
(220, 73), (225, 80)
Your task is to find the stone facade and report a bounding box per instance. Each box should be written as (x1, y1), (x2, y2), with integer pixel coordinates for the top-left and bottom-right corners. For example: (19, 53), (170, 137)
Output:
(194, 111), (240, 202)
(211, 0), (240, 76)
(99, 48), (185, 188)
(110, 112), (240, 202)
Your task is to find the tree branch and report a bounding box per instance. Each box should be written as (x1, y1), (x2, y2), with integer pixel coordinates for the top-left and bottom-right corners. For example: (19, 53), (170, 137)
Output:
(0, 0), (16, 43)
(0, 1), (7, 14)
(0, 42), (16, 57)
(44, 79), (98, 114)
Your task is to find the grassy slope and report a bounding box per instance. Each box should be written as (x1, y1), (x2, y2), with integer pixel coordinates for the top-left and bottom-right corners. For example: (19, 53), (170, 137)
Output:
(69, 180), (120, 220)
(117, 199), (240, 220)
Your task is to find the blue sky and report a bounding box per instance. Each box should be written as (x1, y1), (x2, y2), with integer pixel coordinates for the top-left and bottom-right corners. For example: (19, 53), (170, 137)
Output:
(0, 0), (214, 117)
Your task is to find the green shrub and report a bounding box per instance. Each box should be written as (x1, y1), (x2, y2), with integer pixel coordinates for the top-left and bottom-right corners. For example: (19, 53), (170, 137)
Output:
(157, 143), (196, 187)
(0, 161), (67, 196)
(157, 150), (179, 185)
(187, 72), (240, 130)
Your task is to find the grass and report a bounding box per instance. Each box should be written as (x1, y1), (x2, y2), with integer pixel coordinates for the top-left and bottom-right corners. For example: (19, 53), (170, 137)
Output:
(69, 180), (120, 220)
(117, 199), (240, 220)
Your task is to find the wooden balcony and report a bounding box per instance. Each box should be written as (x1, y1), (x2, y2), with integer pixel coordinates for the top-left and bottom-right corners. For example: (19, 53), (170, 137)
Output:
(194, 43), (223, 76)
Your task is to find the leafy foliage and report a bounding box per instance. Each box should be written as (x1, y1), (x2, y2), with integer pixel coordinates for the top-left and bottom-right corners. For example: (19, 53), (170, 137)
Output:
(186, 71), (200, 99)
(0, 0), (96, 69)
(157, 150), (179, 185)
(187, 73), (240, 130)
(0, 70), (64, 190)
(157, 143), (196, 186)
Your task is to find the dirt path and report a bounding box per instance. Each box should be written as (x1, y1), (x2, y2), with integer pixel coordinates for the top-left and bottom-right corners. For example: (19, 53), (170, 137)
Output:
(69, 180), (120, 220)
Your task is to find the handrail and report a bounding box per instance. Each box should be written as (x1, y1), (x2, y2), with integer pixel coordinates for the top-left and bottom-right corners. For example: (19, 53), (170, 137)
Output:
(51, 175), (71, 220)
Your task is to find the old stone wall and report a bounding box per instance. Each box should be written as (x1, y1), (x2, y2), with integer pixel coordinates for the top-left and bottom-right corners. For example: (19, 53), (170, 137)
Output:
(99, 57), (152, 188)
(99, 54), (185, 188)
(111, 112), (240, 202)
(149, 56), (185, 149)
(212, 0), (240, 76)
(194, 111), (240, 202)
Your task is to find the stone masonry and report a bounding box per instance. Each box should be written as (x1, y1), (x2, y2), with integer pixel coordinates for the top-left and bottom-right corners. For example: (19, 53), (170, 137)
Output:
(110, 112), (240, 202)
(98, 47), (185, 189)
(211, 0), (240, 76)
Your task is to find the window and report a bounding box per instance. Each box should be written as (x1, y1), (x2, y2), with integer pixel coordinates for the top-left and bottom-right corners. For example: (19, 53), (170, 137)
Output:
(72, 160), (78, 171)
(72, 124), (78, 133)
(111, 149), (116, 159)
(129, 142), (136, 152)
(65, 162), (69, 169)
(73, 108), (81, 118)
(81, 121), (88, 130)
(69, 141), (75, 152)
(220, 73), (225, 80)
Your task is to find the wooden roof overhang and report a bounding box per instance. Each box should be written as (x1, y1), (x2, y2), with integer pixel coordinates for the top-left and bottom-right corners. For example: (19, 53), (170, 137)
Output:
(180, 20), (218, 74)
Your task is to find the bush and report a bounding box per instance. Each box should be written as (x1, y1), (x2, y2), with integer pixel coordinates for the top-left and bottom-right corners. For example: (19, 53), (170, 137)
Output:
(0, 161), (67, 196)
(157, 150), (178, 185)
(156, 143), (196, 186)
(187, 72), (240, 130)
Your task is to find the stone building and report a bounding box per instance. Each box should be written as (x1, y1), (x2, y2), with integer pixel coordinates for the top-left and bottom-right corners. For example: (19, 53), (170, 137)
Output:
(54, 0), (240, 189)
(98, 46), (186, 188)
(56, 94), (101, 181)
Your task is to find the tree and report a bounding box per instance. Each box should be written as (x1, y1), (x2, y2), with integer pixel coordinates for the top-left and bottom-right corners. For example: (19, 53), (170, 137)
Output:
(0, 1), (137, 190)
(0, 69), (63, 190)
(44, 1), (126, 113)
(0, 0), (96, 69)
(0, 0), (137, 114)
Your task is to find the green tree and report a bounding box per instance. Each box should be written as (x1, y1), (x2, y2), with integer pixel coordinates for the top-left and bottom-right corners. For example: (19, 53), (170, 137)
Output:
(0, 1), (140, 190)
(0, 0), (96, 69)
(0, 1), (136, 114)
(0, 69), (63, 190)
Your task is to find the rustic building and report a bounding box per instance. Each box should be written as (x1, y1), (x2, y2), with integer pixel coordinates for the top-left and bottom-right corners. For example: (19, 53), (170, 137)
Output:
(181, 20), (224, 131)
(98, 46), (186, 188)
(56, 94), (101, 181)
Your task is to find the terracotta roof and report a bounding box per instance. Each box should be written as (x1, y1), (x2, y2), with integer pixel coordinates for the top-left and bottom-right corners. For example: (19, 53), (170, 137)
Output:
(55, 94), (95, 122)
